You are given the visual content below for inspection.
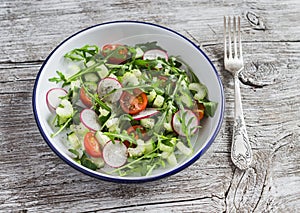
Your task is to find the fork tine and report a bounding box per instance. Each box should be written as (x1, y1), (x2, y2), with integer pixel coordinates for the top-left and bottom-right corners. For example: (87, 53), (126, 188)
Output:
(233, 16), (238, 59)
(238, 16), (243, 59)
(224, 16), (227, 59)
(227, 17), (232, 59)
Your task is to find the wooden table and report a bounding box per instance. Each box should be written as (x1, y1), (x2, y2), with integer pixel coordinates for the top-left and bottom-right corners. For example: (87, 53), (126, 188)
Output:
(1, 0), (299, 212)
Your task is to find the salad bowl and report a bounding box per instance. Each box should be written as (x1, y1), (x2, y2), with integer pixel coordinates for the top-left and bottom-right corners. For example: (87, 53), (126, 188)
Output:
(33, 21), (224, 183)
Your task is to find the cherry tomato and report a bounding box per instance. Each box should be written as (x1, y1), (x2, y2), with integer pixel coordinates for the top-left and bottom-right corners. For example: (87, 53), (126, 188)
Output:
(120, 88), (148, 115)
(80, 87), (93, 108)
(84, 132), (102, 158)
(193, 103), (205, 121)
(124, 125), (147, 148)
(102, 44), (128, 64)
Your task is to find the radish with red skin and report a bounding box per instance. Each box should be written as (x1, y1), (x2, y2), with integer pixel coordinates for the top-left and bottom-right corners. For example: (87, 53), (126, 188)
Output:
(143, 49), (168, 60)
(132, 108), (160, 120)
(46, 88), (67, 111)
(80, 109), (101, 131)
(102, 140), (128, 168)
(171, 109), (199, 136)
(97, 77), (123, 103)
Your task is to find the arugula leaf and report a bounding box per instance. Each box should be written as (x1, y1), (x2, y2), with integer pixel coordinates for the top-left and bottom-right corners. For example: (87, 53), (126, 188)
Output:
(49, 71), (69, 86)
(133, 59), (158, 69)
(51, 116), (73, 138)
(135, 41), (163, 52)
(103, 130), (136, 144)
(109, 147), (161, 176)
(64, 45), (99, 63)
(79, 77), (111, 112)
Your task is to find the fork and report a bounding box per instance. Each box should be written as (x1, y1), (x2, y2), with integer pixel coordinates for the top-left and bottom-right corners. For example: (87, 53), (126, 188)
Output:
(224, 16), (253, 170)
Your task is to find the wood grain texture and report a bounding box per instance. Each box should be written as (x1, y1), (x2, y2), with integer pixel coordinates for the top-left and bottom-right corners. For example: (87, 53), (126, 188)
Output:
(1, 0), (299, 212)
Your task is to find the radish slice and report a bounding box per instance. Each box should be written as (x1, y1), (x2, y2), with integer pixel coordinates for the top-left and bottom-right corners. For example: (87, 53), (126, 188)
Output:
(172, 109), (199, 136)
(46, 88), (67, 111)
(143, 49), (168, 60)
(132, 108), (160, 120)
(80, 109), (101, 131)
(97, 77), (123, 103)
(102, 140), (128, 168)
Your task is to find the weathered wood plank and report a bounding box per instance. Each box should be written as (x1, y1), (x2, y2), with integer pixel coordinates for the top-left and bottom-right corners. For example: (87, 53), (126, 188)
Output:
(1, 0), (300, 212)
(1, 40), (299, 211)
(1, 0), (300, 63)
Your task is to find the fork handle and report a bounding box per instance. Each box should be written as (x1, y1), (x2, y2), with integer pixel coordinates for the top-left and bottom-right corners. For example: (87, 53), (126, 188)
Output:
(231, 73), (253, 170)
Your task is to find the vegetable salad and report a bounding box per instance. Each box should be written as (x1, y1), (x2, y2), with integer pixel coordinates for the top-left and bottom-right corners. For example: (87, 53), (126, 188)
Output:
(47, 42), (217, 176)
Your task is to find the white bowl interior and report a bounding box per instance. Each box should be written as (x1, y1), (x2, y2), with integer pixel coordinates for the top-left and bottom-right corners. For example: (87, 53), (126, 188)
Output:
(34, 22), (224, 181)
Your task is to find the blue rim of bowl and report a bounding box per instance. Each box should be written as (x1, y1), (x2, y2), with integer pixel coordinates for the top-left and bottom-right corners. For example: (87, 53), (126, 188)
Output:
(32, 20), (225, 183)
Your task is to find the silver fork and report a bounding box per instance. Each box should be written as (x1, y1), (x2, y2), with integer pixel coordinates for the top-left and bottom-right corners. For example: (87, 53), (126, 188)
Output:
(224, 16), (252, 170)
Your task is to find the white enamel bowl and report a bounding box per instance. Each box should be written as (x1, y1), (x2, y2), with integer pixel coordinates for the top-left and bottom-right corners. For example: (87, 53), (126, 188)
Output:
(33, 21), (224, 183)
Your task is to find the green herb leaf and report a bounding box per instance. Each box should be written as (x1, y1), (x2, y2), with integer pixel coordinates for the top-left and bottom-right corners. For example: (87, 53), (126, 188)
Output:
(135, 41), (163, 52)
(64, 44), (99, 63)
(103, 130), (136, 144)
(81, 156), (98, 171)
(202, 101), (218, 117)
(49, 71), (68, 86)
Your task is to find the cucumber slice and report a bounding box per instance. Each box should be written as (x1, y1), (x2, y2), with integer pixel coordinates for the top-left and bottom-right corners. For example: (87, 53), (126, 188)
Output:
(83, 72), (99, 82)
(189, 83), (207, 101)
(95, 64), (109, 79)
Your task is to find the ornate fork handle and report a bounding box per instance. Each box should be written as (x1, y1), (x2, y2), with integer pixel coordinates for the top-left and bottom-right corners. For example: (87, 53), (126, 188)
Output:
(231, 72), (253, 170)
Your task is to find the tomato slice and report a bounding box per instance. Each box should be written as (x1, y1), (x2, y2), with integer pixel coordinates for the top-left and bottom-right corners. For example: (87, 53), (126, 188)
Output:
(84, 132), (102, 158)
(102, 44), (128, 64)
(120, 88), (148, 115)
(193, 103), (205, 121)
(124, 125), (147, 148)
(80, 87), (93, 108)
